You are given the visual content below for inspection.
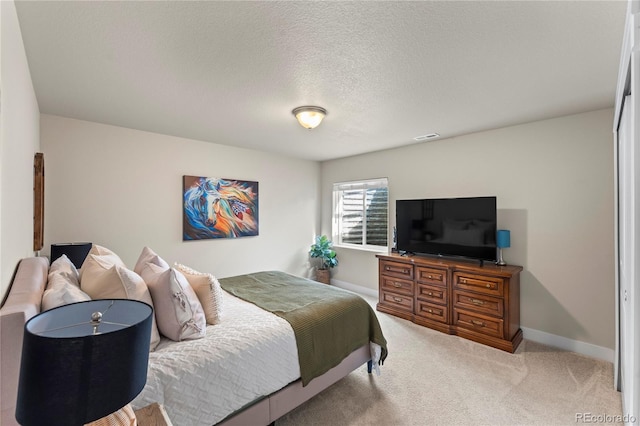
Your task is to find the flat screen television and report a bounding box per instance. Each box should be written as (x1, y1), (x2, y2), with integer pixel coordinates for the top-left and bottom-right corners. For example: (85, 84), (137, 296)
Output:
(396, 196), (497, 262)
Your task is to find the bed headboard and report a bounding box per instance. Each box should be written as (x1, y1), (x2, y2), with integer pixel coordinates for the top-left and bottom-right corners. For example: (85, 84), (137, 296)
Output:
(0, 257), (49, 426)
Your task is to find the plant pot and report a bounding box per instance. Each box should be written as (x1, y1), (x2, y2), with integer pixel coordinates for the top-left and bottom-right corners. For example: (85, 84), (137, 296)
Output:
(315, 269), (331, 285)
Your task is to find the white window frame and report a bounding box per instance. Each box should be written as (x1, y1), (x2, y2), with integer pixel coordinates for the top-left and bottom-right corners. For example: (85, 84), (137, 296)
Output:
(332, 178), (389, 252)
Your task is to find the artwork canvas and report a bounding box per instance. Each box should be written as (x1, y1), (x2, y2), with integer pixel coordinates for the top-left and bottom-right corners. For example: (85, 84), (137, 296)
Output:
(183, 176), (259, 240)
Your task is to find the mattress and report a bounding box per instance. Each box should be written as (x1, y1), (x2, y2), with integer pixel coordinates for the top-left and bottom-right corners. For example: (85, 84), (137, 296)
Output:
(131, 290), (300, 426)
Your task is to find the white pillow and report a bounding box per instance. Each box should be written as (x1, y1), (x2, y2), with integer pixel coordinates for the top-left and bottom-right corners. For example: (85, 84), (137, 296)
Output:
(48, 254), (80, 286)
(141, 263), (206, 341)
(42, 273), (91, 311)
(79, 244), (125, 281)
(174, 263), (223, 325)
(134, 246), (169, 276)
(80, 255), (160, 351)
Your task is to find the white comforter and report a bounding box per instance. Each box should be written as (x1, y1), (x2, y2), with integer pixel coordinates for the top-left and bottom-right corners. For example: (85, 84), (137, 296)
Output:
(131, 290), (301, 426)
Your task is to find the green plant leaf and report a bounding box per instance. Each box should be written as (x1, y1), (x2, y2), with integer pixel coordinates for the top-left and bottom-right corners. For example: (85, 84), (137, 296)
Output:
(308, 235), (338, 269)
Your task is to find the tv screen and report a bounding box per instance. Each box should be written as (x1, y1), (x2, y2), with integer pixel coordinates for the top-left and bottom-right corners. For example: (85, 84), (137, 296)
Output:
(396, 196), (497, 262)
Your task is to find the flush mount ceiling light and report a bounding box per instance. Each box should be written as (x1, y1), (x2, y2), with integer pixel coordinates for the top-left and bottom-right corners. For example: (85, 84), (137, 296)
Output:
(292, 106), (327, 130)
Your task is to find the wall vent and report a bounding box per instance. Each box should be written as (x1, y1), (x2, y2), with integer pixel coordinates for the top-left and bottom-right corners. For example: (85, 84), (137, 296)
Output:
(413, 133), (440, 141)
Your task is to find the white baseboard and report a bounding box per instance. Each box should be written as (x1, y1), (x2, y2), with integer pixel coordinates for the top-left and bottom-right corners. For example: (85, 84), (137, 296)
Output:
(332, 280), (615, 363)
(331, 279), (378, 298)
(521, 326), (614, 363)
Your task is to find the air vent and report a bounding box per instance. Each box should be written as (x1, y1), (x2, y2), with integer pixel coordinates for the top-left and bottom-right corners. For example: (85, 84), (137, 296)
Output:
(413, 133), (440, 141)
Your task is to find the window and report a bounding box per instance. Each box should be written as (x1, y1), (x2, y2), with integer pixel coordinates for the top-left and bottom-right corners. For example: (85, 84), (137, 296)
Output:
(333, 178), (388, 251)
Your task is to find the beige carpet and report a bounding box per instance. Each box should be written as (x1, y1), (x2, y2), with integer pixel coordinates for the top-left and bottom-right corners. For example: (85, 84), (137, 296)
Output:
(276, 295), (622, 426)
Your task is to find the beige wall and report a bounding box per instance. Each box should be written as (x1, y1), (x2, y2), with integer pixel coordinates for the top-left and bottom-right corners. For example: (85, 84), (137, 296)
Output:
(321, 109), (615, 350)
(40, 114), (320, 279)
(0, 0), (40, 298)
(0, 20), (616, 351)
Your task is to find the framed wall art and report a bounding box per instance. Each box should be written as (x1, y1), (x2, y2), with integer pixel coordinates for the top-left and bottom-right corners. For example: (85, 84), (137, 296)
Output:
(183, 176), (259, 241)
(33, 153), (44, 251)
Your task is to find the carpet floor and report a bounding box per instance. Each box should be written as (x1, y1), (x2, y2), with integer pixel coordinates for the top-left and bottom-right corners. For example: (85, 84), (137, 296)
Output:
(276, 295), (622, 426)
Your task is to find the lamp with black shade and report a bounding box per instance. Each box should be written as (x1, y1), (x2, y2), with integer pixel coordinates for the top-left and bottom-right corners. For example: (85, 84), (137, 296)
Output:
(15, 299), (152, 426)
(50, 243), (92, 269)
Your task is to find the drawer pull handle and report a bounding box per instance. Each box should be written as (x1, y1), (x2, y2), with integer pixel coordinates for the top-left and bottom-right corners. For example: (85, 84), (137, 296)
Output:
(471, 298), (485, 305)
(427, 309), (433, 313)
(471, 320), (485, 327)
(427, 292), (433, 296)
(393, 282), (402, 288)
(385, 265), (409, 274)
(460, 278), (466, 284)
(428, 275), (432, 279)
(393, 297), (403, 303)
(486, 284), (492, 288)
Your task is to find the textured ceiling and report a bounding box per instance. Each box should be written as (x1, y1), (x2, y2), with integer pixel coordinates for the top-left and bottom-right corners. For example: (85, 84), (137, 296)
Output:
(15, 1), (626, 161)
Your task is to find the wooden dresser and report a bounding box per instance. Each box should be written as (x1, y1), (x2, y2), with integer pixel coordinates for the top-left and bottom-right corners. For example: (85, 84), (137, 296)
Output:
(377, 253), (523, 352)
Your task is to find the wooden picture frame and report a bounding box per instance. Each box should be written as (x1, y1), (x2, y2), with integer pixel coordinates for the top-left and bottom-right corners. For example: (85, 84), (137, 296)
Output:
(33, 153), (44, 251)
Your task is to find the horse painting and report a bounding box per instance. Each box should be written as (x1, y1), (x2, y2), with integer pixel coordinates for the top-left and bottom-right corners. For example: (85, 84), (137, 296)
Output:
(183, 176), (259, 240)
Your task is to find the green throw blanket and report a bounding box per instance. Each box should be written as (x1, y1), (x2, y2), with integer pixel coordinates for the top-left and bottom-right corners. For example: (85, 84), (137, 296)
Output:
(219, 271), (388, 386)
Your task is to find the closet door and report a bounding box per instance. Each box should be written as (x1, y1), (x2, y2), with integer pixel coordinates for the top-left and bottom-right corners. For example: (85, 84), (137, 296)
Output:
(617, 95), (637, 421)
(614, 3), (639, 424)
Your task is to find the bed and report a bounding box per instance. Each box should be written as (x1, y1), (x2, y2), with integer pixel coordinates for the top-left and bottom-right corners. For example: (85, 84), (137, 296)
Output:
(0, 256), (387, 426)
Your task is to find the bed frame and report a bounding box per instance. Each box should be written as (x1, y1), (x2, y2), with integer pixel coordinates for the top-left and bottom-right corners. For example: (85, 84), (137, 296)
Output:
(0, 257), (49, 426)
(0, 257), (372, 426)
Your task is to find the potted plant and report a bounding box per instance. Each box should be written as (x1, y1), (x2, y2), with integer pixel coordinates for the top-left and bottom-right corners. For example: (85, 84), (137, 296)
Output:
(309, 235), (338, 284)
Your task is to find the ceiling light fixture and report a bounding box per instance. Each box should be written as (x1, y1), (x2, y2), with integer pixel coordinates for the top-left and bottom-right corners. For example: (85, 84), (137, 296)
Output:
(292, 106), (327, 130)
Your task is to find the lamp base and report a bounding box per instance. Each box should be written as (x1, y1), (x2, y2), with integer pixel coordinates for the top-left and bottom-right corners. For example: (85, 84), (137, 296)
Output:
(496, 248), (507, 266)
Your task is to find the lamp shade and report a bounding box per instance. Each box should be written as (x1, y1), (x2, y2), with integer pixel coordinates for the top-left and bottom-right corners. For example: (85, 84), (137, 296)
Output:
(50, 242), (92, 269)
(496, 230), (511, 249)
(16, 299), (152, 426)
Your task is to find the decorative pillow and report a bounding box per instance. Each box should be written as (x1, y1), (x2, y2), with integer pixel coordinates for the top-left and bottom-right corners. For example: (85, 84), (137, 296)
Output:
(174, 263), (223, 325)
(80, 256), (160, 351)
(48, 254), (80, 286)
(42, 273), (91, 311)
(133, 246), (169, 276)
(141, 263), (206, 341)
(85, 403), (136, 426)
(79, 244), (125, 281)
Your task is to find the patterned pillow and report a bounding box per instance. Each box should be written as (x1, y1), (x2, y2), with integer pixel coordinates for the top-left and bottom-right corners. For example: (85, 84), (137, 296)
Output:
(174, 263), (223, 325)
(80, 255), (160, 351)
(85, 404), (136, 426)
(140, 263), (206, 341)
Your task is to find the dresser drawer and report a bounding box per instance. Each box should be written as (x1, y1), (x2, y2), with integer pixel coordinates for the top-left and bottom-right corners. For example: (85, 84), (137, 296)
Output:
(380, 260), (414, 280)
(453, 272), (504, 297)
(415, 300), (447, 323)
(381, 276), (413, 296)
(453, 291), (503, 317)
(453, 309), (504, 339)
(380, 290), (413, 312)
(416, 284), (447, 305)
(416, 267), (446, 287)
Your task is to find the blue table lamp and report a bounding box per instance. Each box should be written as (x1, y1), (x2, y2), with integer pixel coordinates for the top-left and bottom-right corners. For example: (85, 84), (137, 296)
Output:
(496, 230), (511, 266)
